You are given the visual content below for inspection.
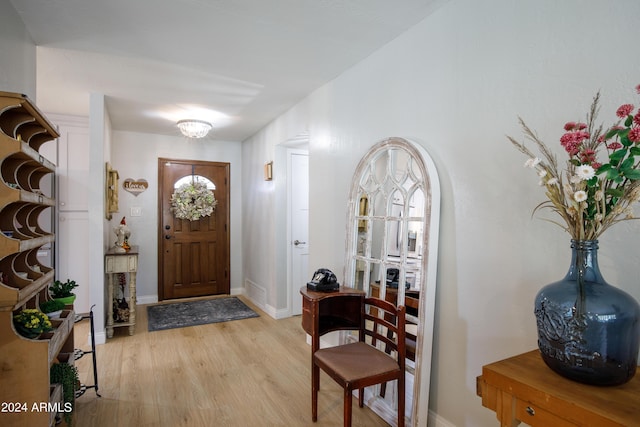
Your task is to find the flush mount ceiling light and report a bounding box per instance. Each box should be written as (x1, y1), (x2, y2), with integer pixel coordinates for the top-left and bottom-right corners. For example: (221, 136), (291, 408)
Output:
(177, 119), (212, 139)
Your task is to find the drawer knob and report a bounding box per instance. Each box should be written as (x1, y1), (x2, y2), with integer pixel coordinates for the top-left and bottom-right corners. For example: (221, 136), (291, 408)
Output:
(526, 406), (535, 416)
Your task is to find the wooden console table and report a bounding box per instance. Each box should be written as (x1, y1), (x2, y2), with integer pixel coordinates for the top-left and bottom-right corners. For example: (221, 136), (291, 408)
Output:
(300, 286), (365, 356)
(105, 246), (138, 338)
(477, 350), (640, 426)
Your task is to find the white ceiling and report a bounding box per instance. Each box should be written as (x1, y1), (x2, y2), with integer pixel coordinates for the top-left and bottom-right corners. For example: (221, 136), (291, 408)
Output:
(11, 0), (444, 141)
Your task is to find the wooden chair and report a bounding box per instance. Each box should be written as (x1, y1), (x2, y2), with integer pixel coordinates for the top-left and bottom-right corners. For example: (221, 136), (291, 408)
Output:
(312, 297), (406, 427)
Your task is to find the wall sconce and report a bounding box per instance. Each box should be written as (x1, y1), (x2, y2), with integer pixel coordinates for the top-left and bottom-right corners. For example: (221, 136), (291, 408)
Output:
(264, 161), (273, 181)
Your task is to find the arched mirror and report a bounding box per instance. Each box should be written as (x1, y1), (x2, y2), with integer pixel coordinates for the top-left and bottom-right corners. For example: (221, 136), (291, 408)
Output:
(344, 137), (440, 426)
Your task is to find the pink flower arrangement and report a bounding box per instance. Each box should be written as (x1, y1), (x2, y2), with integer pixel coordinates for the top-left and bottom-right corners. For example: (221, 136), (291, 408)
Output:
(508, 85), (640, 240)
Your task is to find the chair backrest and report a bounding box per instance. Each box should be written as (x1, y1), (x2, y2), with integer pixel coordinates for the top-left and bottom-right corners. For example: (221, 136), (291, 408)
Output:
(361, 297), (406, 370)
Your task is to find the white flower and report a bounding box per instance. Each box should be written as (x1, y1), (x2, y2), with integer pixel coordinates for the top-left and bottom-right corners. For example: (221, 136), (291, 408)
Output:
(570, 175), (583, 184)
(594, 190), (604, 201)
(546, 177), (558, 186)
(524, 157), (541, 168)
(574, 190), (587, 202)
(537, 169), (547, 178)
(575, 165), (595, 181)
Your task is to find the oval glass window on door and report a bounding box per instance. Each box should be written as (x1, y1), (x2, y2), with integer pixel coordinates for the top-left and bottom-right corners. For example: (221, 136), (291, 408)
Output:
(173, 174), (216, 190)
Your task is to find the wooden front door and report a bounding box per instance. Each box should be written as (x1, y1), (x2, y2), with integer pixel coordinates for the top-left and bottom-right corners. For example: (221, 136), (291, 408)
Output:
(158, 158), (230, 300)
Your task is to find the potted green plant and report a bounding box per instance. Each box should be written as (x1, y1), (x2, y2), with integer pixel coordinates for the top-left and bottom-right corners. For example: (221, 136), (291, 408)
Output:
(50, 279), (78, 305)
(50, 361), (79, 426)
(39, 299), (66, 318)
(13, 308), (52, 339)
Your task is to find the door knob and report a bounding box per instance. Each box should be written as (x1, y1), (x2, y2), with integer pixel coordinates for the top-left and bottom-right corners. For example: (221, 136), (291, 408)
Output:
(294, 239), (306, 246)
(165, 235), (172, 240)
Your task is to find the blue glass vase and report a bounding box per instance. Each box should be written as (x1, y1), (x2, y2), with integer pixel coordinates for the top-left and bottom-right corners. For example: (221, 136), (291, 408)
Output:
(535, 240), (640, 385)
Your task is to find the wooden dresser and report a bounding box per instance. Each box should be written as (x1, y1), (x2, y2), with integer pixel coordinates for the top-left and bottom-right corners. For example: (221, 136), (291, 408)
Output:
(477, 350), (640, 426)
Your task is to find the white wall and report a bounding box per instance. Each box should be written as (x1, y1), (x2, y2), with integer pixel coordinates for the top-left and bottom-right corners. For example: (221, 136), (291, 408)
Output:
(241, 0), (640, 425)
(241, 109), (310, 313)
(111, 132), (243, 303)
(0, 1), (36, 98)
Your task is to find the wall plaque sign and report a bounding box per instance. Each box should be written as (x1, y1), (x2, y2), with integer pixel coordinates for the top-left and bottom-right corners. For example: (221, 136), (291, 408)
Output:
(123, 178), (148, 196)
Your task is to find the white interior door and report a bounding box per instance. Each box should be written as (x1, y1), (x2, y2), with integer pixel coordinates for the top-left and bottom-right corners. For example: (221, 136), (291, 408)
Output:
(289, 151), (309, 315)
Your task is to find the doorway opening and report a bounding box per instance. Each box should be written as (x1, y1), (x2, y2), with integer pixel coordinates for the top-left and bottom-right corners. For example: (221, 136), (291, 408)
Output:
(275, 133), (310, 317)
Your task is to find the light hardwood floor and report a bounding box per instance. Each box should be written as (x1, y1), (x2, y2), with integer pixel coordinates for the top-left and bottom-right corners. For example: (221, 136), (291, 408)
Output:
(73, 296), (389, 427)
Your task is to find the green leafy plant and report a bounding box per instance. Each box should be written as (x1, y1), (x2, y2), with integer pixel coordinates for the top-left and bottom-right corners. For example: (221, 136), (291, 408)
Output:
(13, 309), (52, 338)
(50, 361), (79, 426)
(50, 279), (78, 299)
(39, 299), (66, 314)
(508, 84), (640, 240)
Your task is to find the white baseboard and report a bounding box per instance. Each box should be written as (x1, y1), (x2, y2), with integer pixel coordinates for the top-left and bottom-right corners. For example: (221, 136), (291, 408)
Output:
(136, 295), (158, 305)
(259, 304), (289, 319)
(90, 331), (106, 346)
(241, 280), (291, 319)
(272, 307), (290, 319)
(262, 304), (277, 318)
(428, 410), (456, 427)
(244, 279), (266, 307)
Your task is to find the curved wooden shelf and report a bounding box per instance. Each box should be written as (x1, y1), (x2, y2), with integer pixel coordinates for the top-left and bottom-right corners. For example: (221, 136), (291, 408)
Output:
(0, 187), (55, 208)
(0, 91), (59, 151)
(0, 233), (55, 255)
(0, 269), (55, 309)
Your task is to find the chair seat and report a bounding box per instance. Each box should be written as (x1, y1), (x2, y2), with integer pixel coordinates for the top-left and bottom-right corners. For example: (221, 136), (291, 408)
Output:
(314, 342), (400, 384)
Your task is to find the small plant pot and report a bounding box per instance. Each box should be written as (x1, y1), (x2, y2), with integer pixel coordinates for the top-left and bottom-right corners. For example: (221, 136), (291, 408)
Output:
(54, 295), (76, 306)
(44, 310), (63, 319)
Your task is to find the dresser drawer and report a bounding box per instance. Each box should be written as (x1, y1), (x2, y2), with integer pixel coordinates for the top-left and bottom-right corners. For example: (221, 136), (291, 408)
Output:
(515, 398), (578, 427)
(105, 254), (137, 273)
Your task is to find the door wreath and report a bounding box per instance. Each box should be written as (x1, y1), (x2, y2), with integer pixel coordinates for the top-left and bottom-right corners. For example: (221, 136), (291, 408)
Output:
(170, 181), (217, 221)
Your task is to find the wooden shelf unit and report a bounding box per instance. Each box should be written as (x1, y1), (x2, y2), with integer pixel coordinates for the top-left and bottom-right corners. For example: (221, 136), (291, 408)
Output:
(0, 91), (74, 427)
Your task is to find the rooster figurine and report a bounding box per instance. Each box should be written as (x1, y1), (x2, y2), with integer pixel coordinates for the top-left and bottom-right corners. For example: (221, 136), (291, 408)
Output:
(114, 216), (131, 252)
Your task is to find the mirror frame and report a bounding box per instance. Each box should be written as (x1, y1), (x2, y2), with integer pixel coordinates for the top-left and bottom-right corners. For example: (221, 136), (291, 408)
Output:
(344, 137), (440, 426)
